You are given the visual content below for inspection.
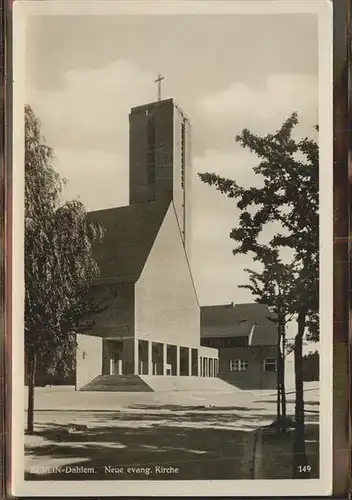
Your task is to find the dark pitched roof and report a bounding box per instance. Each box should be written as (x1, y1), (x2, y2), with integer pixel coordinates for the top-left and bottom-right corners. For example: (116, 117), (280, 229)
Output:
(88, 200), (170, 284)
(200, 303), (277, 346)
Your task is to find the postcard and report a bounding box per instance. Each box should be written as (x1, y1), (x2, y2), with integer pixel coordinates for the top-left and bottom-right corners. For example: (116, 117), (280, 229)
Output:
(11, 0), (333, 496)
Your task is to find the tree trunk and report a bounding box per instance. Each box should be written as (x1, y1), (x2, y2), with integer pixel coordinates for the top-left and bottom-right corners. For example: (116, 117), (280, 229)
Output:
(26, 352), (37, 434)
(293, 312), (309, 478)
(276, 324), (281, 422)
(276, 381), (281, 421)
(281, 327), (287, 418)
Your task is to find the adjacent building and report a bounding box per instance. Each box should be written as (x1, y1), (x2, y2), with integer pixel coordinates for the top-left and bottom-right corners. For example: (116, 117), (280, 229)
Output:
(201, 303), (278, 390)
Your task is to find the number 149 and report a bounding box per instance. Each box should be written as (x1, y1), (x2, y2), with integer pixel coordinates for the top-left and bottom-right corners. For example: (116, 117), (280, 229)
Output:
(297, 465), (312, 473)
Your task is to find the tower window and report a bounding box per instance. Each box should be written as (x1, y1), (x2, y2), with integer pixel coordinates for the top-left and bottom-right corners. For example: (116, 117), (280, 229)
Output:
(147, 115), (156, 200)
(181, 120), (186, 189)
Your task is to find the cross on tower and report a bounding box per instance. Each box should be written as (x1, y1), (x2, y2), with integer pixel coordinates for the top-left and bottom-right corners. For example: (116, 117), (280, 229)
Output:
(154, 74), (165, 102)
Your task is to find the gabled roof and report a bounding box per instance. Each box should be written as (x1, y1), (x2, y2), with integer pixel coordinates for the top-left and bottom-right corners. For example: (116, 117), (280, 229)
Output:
(200, 303), (277, 346)
(88, 200), (170, 284)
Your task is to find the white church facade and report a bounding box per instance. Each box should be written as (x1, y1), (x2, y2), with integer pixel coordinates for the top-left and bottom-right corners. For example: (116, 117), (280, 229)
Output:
(75, 98), (219, 391)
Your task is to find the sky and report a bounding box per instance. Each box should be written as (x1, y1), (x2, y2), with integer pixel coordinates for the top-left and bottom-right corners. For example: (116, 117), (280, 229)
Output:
(25, 12), (319, 310)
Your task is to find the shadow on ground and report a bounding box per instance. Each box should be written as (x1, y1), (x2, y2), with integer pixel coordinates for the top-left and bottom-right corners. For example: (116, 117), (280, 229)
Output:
(255, 399), (319, 406)
(26, 426), (255, 481)
(25, 406), (319, 481)
(126, 404), (262, 412)
(259, 423), (319, 480)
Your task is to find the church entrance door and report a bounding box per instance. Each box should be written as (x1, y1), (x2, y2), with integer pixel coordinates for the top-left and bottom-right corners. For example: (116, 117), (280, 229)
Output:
(110, 355), (122, 375)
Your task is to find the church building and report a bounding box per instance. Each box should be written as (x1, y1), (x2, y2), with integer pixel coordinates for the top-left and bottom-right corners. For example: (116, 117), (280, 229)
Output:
(75, 98), (219, 391)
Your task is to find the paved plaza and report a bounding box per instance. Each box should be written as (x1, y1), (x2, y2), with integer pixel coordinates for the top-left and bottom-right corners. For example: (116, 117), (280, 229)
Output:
(25, 384), (319, 481)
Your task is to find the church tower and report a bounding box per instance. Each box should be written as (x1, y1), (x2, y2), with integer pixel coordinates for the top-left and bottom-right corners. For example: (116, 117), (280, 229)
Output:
(129, 98), (191, 244)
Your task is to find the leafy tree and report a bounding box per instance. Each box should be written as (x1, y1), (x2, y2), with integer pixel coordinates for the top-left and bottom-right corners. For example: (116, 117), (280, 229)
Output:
(239, 260), (297, 427)
(199, 113), (319, 478)
(25, 105), (104, 433)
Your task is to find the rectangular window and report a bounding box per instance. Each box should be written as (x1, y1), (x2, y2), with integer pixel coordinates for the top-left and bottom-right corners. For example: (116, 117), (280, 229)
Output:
(229, 359), (248, 372)
(147, 116), (156, 200)
(264, 358), (277, 372)
(180, 120), (186, 188)
(147, 117), (155, 179)
(214, 359), (218, 376)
